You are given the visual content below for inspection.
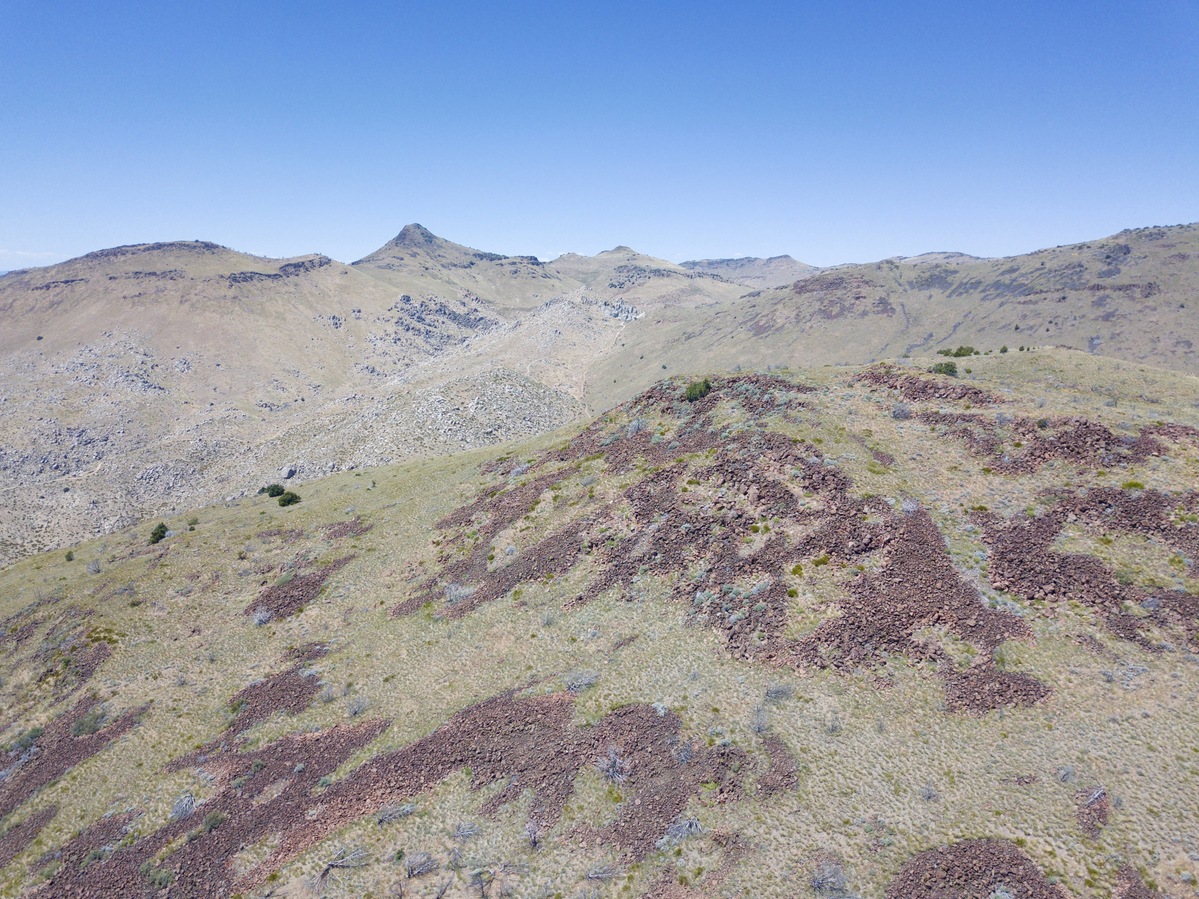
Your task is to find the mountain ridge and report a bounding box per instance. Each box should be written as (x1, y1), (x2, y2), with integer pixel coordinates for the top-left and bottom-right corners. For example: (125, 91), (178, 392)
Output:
(1, 220), (1198, 567)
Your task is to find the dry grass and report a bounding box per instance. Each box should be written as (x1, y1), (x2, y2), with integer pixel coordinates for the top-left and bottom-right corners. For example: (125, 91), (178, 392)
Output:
(2, 352), (1198, 897)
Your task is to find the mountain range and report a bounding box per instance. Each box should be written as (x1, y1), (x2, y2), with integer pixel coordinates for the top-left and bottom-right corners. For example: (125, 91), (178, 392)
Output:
(1, 221), (1197, 569)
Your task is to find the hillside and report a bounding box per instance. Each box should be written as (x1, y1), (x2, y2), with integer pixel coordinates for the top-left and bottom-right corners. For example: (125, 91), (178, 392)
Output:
(745, 224), (1199, 369)
(352, 225), (575, 313)
(679, 255), (817, 289)
(1, 222), (1198, 569)
(0, 351), (1196, 897)
(546, 247), (747, 308)
(0, 239), (582, 567)
(579, 223), (1199, 411)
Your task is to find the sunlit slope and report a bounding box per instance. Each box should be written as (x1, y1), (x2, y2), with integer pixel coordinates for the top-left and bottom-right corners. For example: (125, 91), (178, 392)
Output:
(1, 352), (1196, 897)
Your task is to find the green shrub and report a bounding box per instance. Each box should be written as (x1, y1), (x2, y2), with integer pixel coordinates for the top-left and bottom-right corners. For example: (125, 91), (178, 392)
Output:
(930, 361), (958, 376)
(684, 378), (712, 402)
(139, 861), (174, 888)
(264, 484), (285, 497)
(65, 550), (74, 562)
(277, 491), (301, 507)
(7, 726), (44, 752)
(999, 345), (1009, 353)
(937, 346), (977, 358)
(148, 522), (168, 545)
(71, 707), (106, 737)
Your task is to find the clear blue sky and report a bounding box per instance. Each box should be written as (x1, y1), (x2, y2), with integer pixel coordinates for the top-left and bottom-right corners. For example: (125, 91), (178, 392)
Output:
(3, 1), (1197, 270)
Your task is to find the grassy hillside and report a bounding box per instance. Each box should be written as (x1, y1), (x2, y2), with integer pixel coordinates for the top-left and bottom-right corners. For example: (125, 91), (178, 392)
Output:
(580, 224), (1199, 412)
(1, 351), (1196, 897)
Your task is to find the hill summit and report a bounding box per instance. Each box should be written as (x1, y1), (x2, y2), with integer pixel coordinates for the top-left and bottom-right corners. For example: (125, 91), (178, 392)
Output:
(0, 353), (1195, 897)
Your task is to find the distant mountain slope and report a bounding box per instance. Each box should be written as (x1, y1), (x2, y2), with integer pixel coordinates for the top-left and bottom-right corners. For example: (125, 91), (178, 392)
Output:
(548, 245), (747, 308)
(579, 223), (1199, 409)
(0, 239), (573, 565)
(750, 223), (1199, 366)
(679, 253), (817, 288)
(352, 223), (573, 312)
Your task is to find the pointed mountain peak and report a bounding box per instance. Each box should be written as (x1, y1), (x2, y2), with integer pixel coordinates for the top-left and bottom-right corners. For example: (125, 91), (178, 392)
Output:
(391, 223), (440, 247)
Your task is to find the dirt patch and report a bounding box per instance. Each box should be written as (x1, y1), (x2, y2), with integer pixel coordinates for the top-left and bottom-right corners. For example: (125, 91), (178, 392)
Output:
(246, 556), (354, 620)
(885, 838), (1069, 898)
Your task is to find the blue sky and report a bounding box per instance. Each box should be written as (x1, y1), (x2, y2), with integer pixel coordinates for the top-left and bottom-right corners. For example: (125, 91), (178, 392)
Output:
(2, 1), (1197, 270)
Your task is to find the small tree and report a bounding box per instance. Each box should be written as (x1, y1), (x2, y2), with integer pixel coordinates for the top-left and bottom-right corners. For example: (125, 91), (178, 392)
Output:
(684, 378), (712, 402)
(277, 491), (301, 507)
(930, 361), (958, 376)
(149, 522), (169, 544)
(264, 484), (285, 497)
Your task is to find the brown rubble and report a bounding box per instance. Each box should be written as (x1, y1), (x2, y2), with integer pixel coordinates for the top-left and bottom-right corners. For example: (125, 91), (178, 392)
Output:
(919, 410), (1167, 474)
(976, 505), (1199, 651)
(38, 718), (388, 898)
(255, 527), (304, 542)
(39, 691), (745, 897)
(0, 697), (145, 822)
(322, 516), (373, 540)
(1076, 785), (1109, 839)
(854, 364), (1003, 405)
(225, 644), (329, 734)
(790, 508), (1046, 713)
(941, 665), (1052, 713)
(399, 378), (1048, 712)
(885, 838), (1069, 899)
(757, 735), (798, 796)
(1051, 486), (1199, 570)
(638, 829), (750, 898)
(0, 804), (56, 871)
(246, 555), (355, 620)
(1116, 864), (1173, 898)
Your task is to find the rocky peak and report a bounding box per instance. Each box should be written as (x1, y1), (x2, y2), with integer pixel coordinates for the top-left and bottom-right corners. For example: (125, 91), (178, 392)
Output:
(390, 223), (439, 248)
